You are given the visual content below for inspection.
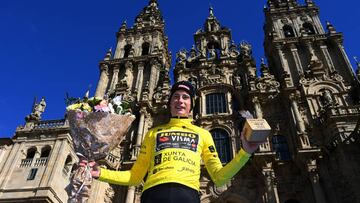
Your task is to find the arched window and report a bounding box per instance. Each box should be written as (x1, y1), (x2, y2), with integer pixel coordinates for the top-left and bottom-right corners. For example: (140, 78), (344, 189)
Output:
(63, 155), (73, 175)
(142, 42), (150, 56)
(206, 93), (227, 114)
(26, 147), (37, 159)
(207, 41), (221, 59)
(283, 25), (295, 38)
(40, 146), (51, 158)
(272, 135), (291, 161)
(210, 128), (231, 163)
(123, 44), (132, 58)
(303, 22), (316, 35)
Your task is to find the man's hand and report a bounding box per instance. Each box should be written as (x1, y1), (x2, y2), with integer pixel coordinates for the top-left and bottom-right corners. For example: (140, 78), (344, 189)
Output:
(79, 159), (101, 179)
(240, 132), (264, 154)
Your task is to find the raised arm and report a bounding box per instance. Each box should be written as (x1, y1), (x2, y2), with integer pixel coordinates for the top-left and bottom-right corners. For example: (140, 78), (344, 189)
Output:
(97, 131), (153, 186)
(202, 131), (256, 187)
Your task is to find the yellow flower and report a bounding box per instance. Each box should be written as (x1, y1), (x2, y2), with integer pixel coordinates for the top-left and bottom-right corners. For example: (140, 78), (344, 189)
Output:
(66, 102), (93, 112)
(66, 103), (82, 111)
(81, 103), (92, 112)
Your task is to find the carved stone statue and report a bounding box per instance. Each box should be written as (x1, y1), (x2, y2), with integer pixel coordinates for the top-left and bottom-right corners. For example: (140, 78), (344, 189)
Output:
(208, 48), (216, 59)
(26, 97), (46, 122)
(240, 41), (252, 58)
(187, 46), (198, 62)
(321, 89), (333, 106)
(176, 49), (187, 64)
(233, 75), (242, 88)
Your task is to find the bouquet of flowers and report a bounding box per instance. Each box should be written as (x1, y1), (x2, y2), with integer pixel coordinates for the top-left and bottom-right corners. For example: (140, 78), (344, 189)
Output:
(66, 94), (135, 203)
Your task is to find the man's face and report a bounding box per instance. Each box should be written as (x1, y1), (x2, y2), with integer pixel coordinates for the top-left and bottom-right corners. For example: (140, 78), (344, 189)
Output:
(170, 90), (191, 117)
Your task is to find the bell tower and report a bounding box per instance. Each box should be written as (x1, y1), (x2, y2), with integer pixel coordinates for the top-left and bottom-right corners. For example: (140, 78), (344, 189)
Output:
(93, 0), (171, 158)
(264, 0), (360, 202)
(92, 1), (172, 202)
(94, 0), (171, 117)
(264, 0), (357, 87)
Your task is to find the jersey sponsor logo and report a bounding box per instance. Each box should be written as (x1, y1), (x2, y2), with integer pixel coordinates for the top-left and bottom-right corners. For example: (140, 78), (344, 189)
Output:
(208, 145), (216, 153)
(154, 153), (162, 166)
(153, 166), (174, 174)
(156, 131), (199, 152)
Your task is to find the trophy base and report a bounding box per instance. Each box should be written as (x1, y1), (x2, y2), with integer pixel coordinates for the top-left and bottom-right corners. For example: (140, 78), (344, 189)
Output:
(243, 119), (271, 142)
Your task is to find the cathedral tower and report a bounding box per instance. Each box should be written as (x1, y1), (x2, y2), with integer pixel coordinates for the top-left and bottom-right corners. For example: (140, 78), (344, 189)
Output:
(93, 0), (172, 163)
(92, 1), (172, 202)
(263, 0), (360, 202)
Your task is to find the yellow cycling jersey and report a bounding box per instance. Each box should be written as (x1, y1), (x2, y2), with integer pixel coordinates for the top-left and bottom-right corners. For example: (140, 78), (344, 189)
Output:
(99, 118), (251, 192)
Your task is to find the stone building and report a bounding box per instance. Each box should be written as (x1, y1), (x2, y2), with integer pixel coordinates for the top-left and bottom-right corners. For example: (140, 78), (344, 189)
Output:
(0, 0), (359, 202)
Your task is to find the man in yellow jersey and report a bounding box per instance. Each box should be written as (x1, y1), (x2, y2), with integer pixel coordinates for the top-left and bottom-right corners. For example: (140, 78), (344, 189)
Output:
(87, 81), (263, 203)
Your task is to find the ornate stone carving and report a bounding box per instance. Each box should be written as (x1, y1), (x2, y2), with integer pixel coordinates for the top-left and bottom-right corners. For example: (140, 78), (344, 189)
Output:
(176, 49), (187, 65)
(25, 97), (46, 122)
(240, 41), (252, 58)
(104, 185), (115, 203)
(228, 41), (239, 58)
(232, 74), (242, 89)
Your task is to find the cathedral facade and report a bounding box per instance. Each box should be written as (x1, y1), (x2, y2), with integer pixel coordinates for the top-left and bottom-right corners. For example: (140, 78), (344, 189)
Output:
(0, 0), (360, 202)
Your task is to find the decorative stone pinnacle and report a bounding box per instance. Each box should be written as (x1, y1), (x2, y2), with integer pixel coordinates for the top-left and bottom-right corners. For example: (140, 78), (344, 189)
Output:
(149, 0), (158, 6)
(209, 6), (214, 17)
(261, 58), (266, 65)
(104, 48), (112, 61)
(326, 21), (336, 33)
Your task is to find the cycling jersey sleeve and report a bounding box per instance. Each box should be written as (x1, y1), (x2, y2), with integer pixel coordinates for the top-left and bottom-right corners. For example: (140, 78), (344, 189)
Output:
(202, 131), (251, 187)
(98, 130), (153, 186)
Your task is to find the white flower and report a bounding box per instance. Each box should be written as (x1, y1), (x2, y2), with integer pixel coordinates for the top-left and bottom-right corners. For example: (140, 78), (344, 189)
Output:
(108, 103), (115, 114)
(112, 96), (122, 106)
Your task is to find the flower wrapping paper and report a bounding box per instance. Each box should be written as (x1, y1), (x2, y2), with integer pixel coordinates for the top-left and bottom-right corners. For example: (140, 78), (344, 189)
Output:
(67, 110), (135, 160)
(66, 110), (135, 202)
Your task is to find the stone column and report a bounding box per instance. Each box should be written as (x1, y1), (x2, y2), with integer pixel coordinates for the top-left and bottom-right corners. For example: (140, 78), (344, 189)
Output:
(275, 45), (293, 85)
(336, 42), (357, 78)
(226, 92), (232, 114)
(290, 94), (306, 134)
(262, 163), (280, 203)
(201, 92), (206, 115)
(125, 186), (136, 203)
(132, 108), (146, 159)
(307, 159), (327, 203)
(39, 139), (67, 187)
(319, 44), (335, 72)
(253, 97), (263, 119)
(289, 44), (304, 74)
(149, 59), (159, 98)
(313, 16), (325, 34)
(125, 61), (134, 89)
(109, 64), (120, 92)
(114, 33), (126, 59)
(305, 41), (319, 62)
(135, 62), (145, 101)
(0, 142), (23, 188)
(95, 64), (109, 98)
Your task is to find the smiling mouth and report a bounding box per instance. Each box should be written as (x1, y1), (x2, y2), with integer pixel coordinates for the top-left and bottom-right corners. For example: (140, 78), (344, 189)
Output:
(175, 106), (185, 110)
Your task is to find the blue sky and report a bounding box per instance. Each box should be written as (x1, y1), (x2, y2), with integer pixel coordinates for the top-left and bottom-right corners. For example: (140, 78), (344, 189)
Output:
(1, 0), (359, 138)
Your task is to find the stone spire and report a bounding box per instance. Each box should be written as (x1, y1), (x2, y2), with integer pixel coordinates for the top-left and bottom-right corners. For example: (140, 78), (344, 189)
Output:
(204, 6), (221, 32)
(134, 0), (164, 29)
(209, 5), (214, 17)
(305, 0), (314, 6)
